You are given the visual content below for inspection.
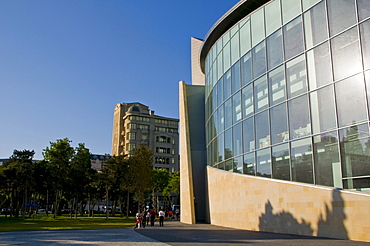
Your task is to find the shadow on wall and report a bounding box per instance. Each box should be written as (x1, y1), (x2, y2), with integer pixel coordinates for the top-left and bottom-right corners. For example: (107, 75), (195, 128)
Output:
(258, 189), (348, 239)
(317, 189), (348, 239)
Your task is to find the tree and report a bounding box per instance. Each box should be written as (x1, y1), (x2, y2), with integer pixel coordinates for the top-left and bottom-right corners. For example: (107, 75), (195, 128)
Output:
(2, 150), (35, 219)
(152, 169), (170, 211)
(163, 171), (180, 208)
(130, 144), (153, 209)
(43, 138), (74, 219)
(69, 143), (94, 218)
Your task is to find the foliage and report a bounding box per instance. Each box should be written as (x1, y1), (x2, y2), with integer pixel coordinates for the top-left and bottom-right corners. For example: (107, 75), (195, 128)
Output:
(0, 139), (179, 222)
(130, 144), (153, 207)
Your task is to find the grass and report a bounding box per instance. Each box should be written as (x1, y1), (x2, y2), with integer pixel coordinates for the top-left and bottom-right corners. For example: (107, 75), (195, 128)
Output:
(0, 214), (136, 231)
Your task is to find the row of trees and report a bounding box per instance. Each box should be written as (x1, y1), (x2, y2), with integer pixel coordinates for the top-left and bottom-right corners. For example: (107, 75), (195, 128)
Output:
(0, 138), (179, 220)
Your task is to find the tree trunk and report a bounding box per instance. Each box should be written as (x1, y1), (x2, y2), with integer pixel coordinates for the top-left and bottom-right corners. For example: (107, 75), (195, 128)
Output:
(126, 190), (129, 219)
(105, 186), (109, 221)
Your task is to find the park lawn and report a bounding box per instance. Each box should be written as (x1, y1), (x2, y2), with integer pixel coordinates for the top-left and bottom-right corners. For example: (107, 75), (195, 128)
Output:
(0, 214), (136, 231)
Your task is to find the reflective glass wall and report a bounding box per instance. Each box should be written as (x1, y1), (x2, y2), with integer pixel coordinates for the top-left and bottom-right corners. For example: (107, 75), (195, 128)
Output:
(205, 0), (370, 192)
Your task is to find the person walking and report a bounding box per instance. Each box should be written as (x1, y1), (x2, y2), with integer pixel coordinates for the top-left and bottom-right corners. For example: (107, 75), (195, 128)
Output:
(135, 210), (142, 229)
(149, 209), (156, 226)
(158, 209), (165, 227)
(141, 209), (146, 228)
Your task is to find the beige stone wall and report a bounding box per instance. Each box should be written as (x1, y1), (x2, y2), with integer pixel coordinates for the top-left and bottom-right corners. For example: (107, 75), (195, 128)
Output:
(179, 81), (196, 224)
(207, 166), (370, 242)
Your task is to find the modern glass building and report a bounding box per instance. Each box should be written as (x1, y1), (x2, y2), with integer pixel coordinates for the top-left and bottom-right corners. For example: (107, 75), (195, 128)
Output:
(203, 0), (370, 192)
(180, 0), (370, 242)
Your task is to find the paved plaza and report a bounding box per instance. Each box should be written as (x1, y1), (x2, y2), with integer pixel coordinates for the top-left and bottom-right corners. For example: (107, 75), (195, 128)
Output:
(1, 220), (369, 245)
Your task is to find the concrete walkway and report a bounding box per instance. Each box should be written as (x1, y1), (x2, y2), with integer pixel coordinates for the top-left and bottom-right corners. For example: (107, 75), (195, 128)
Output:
(0, 220), (369, 245)
(135, 220), (370, 246)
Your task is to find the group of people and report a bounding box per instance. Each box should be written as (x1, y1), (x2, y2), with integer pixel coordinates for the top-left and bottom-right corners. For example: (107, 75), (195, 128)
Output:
(135, 208), (180, 228)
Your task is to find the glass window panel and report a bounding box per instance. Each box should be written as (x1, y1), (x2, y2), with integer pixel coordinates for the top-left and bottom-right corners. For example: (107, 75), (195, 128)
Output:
(252, 41), (267, 79)
(360, 20), (370, 70)
(223, 41), (231, 72)
(216, 161), (225, 170)
(217, 132), (224, 162)
(225, 159), (233, 172)
(217, 78), (223, 105)
(268, 65), (286, 105)
(218, 103), (225, 132)
(231, 32), (240, 66)
(281, 0), (301, 24)
(211, 86), (217, 113)
(335, 74), (367, 127)
(242, 83), (254, 119)
(240, 20), (251, 56)
(339, 123), (370, 178)
(233, 123), (243, 156)
(231, 24), (238, 37)
(255, 110), (270, 149)
(358, 0), (370, 22)
(343, 178), (370, 191)
(223, 31), (230, 47)
(267, 29), (284, 70)
(224, 128), (233, 160)
(254, 76), (269, 112)
(217, 52), (223, 80)
(233, 155), (243, 174)
(224, 98), (232, 129)
(365, 70), (370, 113)
(313, 131), (342, 188)
(284, 16), (304, 60)
(209, 114), (215, 141)
(310, 85), (337, 134)
(303, 0), (321, 11)
(223, 70), (231, 100)
(307, 42), (332, 90)
(288, 94), (311, 139)
(327, 0), (357, 37)
(291, 138), (314, 184)
(286, 55), (307, 98)
(256, 148), (271, 178)
(216, 39), (222, 55)
(331, 27), (362, 81)
(265, 0), (281, 36)
(270, 103), (289, 144)
(212, 138), (218, 166)
(243, 117), (255, 153)
(214, 111), (219, 138)
(233, 91), (242, 124)
(213, 57), (218, 84)
(304, 1), (329, 49)
(272, 143), (290, 180)
(241, 52), (252, 86)
(243, 152), (256, 175)
(251, 8), (265, 47)
(231, 61), (241, 94)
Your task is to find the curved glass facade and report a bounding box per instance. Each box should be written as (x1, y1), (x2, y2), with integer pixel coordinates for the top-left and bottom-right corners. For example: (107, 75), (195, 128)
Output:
(204, 0), (370, 191)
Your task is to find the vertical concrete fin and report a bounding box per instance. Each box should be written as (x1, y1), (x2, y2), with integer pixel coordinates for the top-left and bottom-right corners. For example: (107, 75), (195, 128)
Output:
(179, 80), (196, 224)
(191, 37), (205, 85)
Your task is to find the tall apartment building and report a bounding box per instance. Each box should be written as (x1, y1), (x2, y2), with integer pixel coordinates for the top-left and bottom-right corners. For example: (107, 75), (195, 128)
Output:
(112, 102), (179, 172)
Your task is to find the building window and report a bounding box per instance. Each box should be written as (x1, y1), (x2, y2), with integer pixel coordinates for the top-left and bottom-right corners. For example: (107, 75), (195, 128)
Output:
(128, 132), (136, 140)
(128, 123), (137, 129)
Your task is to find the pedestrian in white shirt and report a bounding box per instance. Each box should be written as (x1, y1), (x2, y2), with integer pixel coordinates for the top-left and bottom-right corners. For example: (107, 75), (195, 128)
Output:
(158, 210), (165, 227)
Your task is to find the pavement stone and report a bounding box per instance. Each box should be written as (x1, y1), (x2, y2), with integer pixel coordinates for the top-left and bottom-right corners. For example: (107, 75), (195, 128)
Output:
(135, 220), (370, 246)
(1, 220), (370, 245)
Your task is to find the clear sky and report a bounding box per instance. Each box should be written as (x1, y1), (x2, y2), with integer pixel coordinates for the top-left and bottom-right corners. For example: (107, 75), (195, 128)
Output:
(0, 0), (239, 160)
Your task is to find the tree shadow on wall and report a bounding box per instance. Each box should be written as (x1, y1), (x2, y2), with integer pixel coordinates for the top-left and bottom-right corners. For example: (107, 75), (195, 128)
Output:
(317, 189), (348, 239)
(259, 200), (314, 236)
(259, 189), (348, 239)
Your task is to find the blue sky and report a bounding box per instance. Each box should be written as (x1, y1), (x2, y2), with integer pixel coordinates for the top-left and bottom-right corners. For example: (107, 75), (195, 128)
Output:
(0, 0), (238, 160)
